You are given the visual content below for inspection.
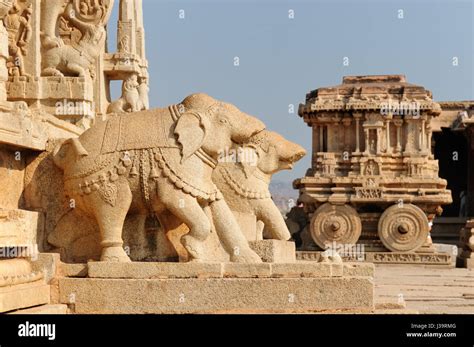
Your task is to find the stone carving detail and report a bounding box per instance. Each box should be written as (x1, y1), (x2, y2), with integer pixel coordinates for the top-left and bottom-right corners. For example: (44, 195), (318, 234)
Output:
(377, 204), (429, 252)
(107, 73), (147, 113)
(53, 93), (266, 263)
(213, 130), (306, 241)
(371, 253), (451, 264)
(296, 251), (452, 264)
(364, 160), (379, 175)
(310, 203), (362, 249)
(355, 187), (383, 199)
(40, 0), (113, 77)
(4, 1), (32, 78)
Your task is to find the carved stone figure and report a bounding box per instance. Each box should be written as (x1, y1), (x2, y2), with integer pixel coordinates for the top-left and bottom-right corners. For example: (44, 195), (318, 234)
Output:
(213, 130), (305, 241)
(107, 73), (145, 113)
(0, 0), (14, 100)
(4, 1), (32, 78)
(138, 76), (150, 110)
(41, 1), (112, 77)
(53, 93), (265, 263)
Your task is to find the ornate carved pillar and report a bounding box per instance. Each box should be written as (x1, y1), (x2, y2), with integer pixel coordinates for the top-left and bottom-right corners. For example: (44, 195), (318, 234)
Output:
(376, 128), (381, 154)
(364, 128), (370, 154)
(354, 113), (361, 154)
(313, 124), (319, 152)
(319, 124), (324, 152)
(426, 123), (432, 154)
(342, 117), (351, 153)
(394, 118), (402, 153)
(385, 118), (391, 154)
(420, 118), (426, 151)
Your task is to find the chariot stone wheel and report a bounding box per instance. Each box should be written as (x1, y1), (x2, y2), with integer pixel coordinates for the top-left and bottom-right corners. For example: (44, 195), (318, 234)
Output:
(378, 204), (429, 252)
(310, 203), (362, 249)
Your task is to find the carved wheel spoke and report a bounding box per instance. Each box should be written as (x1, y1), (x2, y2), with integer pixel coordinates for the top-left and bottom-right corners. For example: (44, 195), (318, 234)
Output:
(310, 203), (362, 249)
(378, 204), (429, 252)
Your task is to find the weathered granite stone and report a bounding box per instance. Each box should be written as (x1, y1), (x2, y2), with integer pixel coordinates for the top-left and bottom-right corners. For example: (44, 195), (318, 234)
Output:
(0, 279), (50, 313)
(249, 240), (296, 263)
(58, 276), (374, 314)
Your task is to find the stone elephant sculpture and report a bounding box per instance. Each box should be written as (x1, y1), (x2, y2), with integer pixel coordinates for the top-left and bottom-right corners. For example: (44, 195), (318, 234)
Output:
(212, 130), (306, 241)
(53, 93), (265, 263)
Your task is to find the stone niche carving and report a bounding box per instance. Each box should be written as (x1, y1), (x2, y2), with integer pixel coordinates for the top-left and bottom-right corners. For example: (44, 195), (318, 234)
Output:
(2, 0), (149, 126)
(295, 75), (452, 253)
(41, 0), (112, 78)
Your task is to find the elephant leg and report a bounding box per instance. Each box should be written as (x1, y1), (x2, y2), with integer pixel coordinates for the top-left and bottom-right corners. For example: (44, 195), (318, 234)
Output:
(89, 181), (133, 262)
(209, 199), (261, 263)
(256, 200), (291, 241)
(157, 210), (189, 262)
(160, 191), (211, 262)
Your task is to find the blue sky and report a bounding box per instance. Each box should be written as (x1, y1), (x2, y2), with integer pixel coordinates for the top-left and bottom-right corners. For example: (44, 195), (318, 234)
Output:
(108, 0), (473, 182)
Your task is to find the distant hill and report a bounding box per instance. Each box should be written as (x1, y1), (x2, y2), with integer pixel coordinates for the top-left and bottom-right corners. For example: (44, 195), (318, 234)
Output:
(269, 180), (299, 215)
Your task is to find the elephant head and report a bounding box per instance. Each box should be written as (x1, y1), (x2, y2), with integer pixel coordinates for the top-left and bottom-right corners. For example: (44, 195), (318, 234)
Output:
(175, 93), (266, 162)
(239, 130), (306, 177)
(52, 138), (89, 171)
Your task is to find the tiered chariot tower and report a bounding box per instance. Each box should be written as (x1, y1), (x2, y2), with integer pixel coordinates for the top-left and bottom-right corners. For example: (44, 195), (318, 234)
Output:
(295, 75), (452, 256)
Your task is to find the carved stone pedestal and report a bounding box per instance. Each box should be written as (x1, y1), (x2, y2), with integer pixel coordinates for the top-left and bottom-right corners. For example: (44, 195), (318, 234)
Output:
(0, 207), (49, 313)
(56, 261), (374, 314)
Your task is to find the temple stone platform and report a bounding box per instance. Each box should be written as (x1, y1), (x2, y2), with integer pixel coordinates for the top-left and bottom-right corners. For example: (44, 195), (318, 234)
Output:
(56, 261), (374, 314)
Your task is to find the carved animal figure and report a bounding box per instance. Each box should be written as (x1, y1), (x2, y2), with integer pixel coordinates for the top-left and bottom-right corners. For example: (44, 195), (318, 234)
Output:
(41, 3), (106, 77)
(107, 74), (145, 114)
(213, 130), (306, 240)
(53, 93), (265, 263)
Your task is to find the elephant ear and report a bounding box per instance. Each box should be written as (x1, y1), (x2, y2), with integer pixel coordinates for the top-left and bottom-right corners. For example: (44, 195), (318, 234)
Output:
(174, 111), (209, 163)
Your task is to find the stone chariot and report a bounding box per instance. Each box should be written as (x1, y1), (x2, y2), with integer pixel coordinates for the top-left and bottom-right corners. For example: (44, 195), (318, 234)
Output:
(295, 75), (452, 253)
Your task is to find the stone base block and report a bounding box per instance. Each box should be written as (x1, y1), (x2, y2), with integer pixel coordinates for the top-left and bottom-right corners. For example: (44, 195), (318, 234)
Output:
(87, 261), (350, 279)
(0, 280), (50, 313)
(58, 276), (374, 314)
(60, 263), (88, 277)
(297, 251), (453, 266)
(249, 240), (296, 263)
(88, 262), (224, 279)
